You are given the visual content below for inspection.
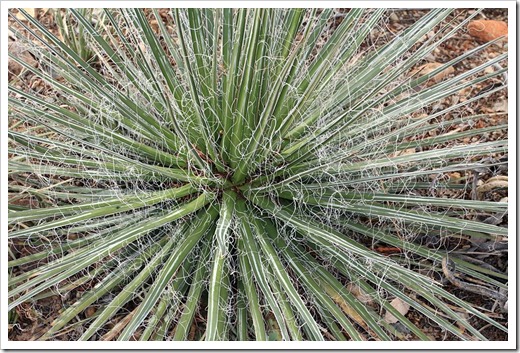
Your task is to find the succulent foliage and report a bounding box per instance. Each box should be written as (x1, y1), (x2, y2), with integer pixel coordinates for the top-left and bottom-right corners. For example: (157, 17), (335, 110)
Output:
(8, 8), (508, 341)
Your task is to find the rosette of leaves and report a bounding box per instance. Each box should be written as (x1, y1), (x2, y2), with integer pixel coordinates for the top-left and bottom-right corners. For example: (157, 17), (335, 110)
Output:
(8, 8), (508, 341)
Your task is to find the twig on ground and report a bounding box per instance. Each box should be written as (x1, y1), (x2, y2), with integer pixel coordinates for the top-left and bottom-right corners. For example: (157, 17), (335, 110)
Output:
(442, 257), (507, 303)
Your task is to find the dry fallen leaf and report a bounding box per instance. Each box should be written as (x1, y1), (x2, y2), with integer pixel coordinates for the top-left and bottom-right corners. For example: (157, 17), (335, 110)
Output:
(84, 306), (97, 318)
(384, 297), (411, 324)
(448, 172), (462, 183)
(346, 283), (373, 305)
(8, 39), (38, 79)
(411, 62), (455, 83)
(67, 233), (78, 241)
(455, 312), (469, 334)
(390, 148), (415, 158)
(325, 284), (368, 331)
(15, 8), (37, 20)
(493, 99), (508, 113)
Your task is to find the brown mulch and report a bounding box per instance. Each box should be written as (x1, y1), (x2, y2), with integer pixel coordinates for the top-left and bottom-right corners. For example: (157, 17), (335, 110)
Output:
(7, 8), (508, 341)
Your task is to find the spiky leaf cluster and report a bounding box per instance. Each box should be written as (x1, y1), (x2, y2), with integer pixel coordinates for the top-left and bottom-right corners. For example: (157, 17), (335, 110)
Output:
(8, 8), (508, 341)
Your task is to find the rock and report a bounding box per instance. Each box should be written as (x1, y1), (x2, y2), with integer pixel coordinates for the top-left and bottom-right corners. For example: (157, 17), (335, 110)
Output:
(8, 39), (37, 79)
(389, 12), (398, 22)
(467, 20), (508, 43)
(412, 62), (455, 83)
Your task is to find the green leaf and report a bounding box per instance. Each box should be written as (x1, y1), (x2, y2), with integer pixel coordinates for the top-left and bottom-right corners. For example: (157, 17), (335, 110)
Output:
(117, 206), (218, 340)
(248, 213), (324, 340)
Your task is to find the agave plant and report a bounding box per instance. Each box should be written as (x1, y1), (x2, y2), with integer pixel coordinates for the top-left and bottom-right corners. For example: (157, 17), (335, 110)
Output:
(8, 8), (508, 341)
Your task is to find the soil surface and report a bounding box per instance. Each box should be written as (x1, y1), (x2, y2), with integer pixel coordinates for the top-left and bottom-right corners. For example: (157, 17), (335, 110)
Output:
(7, 8), (508, 341)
